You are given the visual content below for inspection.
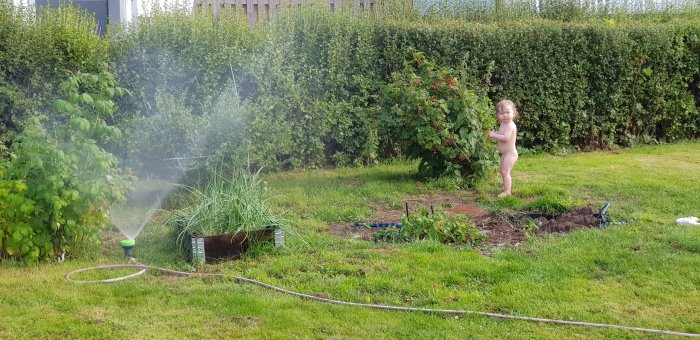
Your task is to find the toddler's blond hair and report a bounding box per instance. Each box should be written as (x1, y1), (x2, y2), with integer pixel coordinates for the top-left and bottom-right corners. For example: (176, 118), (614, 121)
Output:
(495, 100), (518, 118)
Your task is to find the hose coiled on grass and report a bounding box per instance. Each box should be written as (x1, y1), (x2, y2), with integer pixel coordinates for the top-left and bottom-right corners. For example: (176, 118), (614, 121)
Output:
(66, 263), (699, 337)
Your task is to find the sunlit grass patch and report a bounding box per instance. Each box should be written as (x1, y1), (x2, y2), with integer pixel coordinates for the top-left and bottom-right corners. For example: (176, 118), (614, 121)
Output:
(1, 142), (699, 338)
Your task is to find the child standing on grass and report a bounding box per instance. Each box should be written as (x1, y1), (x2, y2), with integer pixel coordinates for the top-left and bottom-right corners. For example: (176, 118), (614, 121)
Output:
(487, 100), (518, 197)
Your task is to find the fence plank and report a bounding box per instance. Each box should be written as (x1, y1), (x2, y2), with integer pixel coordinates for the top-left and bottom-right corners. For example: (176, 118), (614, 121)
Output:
(270, 0), (277, 22)
(247, 0), (256, 28)
(194, 0), (376, 25)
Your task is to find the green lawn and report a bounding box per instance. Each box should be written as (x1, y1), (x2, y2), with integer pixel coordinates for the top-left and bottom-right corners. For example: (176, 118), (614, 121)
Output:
(1, 141), (699, 338)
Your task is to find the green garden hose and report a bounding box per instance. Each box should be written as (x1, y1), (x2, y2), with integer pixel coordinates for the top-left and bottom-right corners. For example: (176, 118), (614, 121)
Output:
(66, 262), (699, 337)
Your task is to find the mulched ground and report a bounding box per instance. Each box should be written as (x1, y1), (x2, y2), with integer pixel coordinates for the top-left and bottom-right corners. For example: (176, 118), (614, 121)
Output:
(328, 194), (603, 253)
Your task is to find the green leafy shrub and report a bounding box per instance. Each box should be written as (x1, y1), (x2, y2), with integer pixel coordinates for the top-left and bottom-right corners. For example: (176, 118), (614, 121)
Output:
(117, 94), (209, 180)
(0, 69), (131, 261)
(372, 227), (411, 243)
(108, 10), (255, 120)
(379, 52), (498, 182)
(402, 209), (486, 245)
(242, 13), (383, 170)
(0, 77), (32, 145)
(374, 208), (486, 246)
(108, 10), (387, 171)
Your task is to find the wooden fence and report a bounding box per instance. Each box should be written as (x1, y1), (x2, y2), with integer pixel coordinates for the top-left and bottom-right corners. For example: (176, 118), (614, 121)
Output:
(194, 0), (377, 27)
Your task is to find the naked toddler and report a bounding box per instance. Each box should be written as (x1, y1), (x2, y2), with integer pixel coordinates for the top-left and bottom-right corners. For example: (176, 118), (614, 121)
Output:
(487, 100), (518, 197)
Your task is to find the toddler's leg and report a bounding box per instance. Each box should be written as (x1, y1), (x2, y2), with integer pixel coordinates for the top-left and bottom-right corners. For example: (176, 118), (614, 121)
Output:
(499, 153), (518, 196)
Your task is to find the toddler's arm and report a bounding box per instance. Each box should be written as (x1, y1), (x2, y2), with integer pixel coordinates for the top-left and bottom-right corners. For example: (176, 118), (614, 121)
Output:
(488, 126), (516, 142)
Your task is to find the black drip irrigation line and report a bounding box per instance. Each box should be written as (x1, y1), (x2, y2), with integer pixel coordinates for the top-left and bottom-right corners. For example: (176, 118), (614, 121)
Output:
(66, 263), (699, 337)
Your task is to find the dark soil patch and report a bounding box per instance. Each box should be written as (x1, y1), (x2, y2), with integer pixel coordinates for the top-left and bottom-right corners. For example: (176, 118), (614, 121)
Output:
(329, 193), (482, 241)
(328, 194), (603, 252)
(471, 214), (525, 248)
(199, 229), (275, 263)
(538, 206), (601, 232)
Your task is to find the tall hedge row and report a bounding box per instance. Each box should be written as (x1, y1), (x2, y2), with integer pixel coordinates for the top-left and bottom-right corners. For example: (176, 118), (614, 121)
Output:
(2, 5), (700, 170)
(106, 12), (264, 173)
(373, 19), (700, 150)
(0, 4), (108, 144)
(108, 14), (699, 172)
(107, 11), (388, 171)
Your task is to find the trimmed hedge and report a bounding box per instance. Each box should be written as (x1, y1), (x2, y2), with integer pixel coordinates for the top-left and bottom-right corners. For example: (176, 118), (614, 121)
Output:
(115, 14), (699, 169)
(373, 19), (700, 150)
(2, 5), (699, 170)
(0, 4), (108, 143)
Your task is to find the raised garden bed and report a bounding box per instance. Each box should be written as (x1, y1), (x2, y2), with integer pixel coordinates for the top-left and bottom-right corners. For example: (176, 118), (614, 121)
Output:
(189, 227), (284, 264)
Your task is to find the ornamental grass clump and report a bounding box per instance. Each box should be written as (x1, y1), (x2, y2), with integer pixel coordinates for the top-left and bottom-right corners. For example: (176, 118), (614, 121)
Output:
(173, 165), (284, 243)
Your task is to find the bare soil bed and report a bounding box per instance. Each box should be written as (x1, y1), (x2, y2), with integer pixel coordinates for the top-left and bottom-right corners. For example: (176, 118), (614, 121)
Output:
(328, 194), (602, 251)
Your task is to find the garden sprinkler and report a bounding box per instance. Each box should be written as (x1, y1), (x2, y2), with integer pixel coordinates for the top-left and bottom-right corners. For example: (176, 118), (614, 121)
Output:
(120, 239), (136, 257)
(596, 202), (611, 227)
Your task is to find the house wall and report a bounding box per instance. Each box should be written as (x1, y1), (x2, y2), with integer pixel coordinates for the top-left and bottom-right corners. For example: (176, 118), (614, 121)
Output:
(34, 0), (110, 34)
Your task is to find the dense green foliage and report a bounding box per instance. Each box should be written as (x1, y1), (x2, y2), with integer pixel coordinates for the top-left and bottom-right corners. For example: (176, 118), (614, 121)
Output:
(106, 12), (257, 176)
(400, 208), (486, 245)
(257, 13), (384, 169)
(108, 10), (385, 171)
(372, 19), (700, 151)
(0, 4), (109, 144)
(0, 70), (131, 261)
(103, 12), (700, 173)
(373, 208), (486, 245)
(403, 0), (700, 20)
(2, 5), (700, 167)
(379, 52), (498, 180)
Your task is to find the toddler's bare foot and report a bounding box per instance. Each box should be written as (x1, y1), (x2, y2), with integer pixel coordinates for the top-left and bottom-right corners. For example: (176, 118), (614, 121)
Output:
(497, 191), (511, 198)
